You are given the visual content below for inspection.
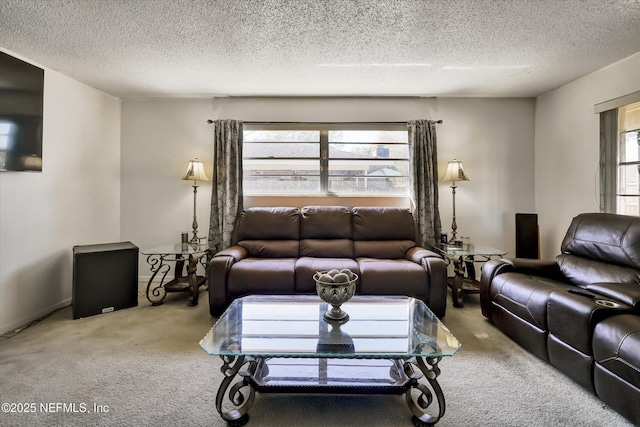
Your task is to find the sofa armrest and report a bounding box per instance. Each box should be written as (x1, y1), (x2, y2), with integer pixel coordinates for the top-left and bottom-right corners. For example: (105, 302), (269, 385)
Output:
(405, 246), (441, 263)
(585, 282), (640, 309)
(479, 259), (514, 319)
(214, 245), (248, 262)
(479, 258), (562, 319)
(207, 245), (248, 317)
(501, 258), (562, 278)
(405, 247), (448, 318)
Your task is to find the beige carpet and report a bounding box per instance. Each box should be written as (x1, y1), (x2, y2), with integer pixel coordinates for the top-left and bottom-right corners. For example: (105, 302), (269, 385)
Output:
(0, 290), (633, 427)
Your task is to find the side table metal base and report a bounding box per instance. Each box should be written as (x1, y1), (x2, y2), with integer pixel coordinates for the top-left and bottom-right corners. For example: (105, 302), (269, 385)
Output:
(435, 244), (506, 308)
(145, 253), (206, 306)
(449, 256), (479, 308)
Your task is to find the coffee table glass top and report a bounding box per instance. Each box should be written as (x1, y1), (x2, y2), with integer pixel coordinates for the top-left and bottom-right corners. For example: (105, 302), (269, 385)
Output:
(141, 243), (209, 256)
(436, 244), (506, 258)
(200, 295), (461, 359)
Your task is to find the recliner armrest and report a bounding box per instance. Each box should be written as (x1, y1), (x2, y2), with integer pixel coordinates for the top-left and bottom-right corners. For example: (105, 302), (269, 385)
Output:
(213, 245), (248, 262)
(502, 258), (562, 278)
(586, 282), (640, 309)
(208, 245), (248, 317)
(404, 246), (447, 318)
(479, 259), (514, 319)
(405, 246), (441, 263)
(478, 258), (562, 320)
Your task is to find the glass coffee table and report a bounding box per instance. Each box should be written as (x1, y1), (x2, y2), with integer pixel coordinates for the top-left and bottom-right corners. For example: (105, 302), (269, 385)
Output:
(200, 295), (461, 426)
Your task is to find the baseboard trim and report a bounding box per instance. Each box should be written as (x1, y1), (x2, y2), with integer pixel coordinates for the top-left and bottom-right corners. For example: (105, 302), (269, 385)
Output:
(1, 298), (72, 334)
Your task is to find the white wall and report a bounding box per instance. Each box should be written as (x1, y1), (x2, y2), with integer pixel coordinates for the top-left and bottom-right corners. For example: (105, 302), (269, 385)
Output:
(120, 98), (215, 278)
(0, 52), (121, 332)
(534, 53), (640, 259)
(121, 96), (535, 277)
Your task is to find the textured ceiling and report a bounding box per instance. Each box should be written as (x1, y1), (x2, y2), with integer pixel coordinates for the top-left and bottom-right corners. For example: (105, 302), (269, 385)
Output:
(1, 0), (639, 98)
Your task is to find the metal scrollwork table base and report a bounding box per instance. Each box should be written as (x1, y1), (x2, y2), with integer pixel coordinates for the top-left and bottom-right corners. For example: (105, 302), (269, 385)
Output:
(434, 244), (507, 308)
(141, 243), (210, 306)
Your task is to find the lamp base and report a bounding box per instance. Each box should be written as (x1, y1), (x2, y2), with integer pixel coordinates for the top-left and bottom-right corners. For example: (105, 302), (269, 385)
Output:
(189, 231), (200, 245)
(449, 216), (458, 243)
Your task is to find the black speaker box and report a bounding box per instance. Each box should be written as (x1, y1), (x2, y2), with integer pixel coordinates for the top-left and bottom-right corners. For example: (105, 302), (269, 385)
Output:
(515, 213), (539, 259)
(72, 242), (139, 319)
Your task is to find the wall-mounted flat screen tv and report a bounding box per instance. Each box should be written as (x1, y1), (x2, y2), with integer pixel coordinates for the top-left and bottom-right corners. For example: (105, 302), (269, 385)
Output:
(0, 51), (44, 172)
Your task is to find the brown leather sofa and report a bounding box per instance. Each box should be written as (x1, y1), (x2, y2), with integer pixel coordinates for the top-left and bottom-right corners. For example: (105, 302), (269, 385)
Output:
(480, 213), (640, 425)
(208, 206), (448, 318)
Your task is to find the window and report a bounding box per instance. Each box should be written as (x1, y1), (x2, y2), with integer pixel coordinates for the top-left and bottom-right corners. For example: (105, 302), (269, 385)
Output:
(617, 102), (640, 215)
(243, 126), (409, 196)
(243, 130), (320, 193)
(599, 94), (640, 216)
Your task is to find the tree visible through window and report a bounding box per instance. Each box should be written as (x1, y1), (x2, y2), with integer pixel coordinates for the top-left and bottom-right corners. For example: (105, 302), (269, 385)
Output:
(243, 127), (409, 196)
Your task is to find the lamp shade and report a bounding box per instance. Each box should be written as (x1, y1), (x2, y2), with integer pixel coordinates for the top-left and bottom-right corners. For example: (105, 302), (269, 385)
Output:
(441, 159), (469, 182)
(181, 158), (210, 182)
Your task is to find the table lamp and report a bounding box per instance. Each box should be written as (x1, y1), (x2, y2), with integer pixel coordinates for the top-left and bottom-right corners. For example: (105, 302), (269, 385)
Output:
(182, 158), (209, 243)
(441, 159), (469, 242)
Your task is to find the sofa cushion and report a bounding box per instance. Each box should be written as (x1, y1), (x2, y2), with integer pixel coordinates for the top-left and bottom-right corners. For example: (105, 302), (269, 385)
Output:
(352, 207), (416, 241)
(357, 258), (426, 298)
(593, 314), (640, 389)
(556, 254), (639, 288)
(300, 206), (352, 239)
(237, 207), (300, 241)
(300, 239), (353, 258)
(228, 258), (296, 296)
(354, 240), (416, 259)
(299, 206), (354, 258)
(561, 213), (640, 270)
(238, 240), (299, 258)
(489, 272), (568, 330)
(295, 257), (360, 293)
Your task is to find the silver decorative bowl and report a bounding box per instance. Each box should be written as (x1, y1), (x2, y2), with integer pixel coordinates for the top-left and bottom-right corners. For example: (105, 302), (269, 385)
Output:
(314, 270), (358, 323)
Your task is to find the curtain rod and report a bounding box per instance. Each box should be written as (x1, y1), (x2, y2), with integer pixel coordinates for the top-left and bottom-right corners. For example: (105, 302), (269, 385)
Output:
(206, 120), (442, 125)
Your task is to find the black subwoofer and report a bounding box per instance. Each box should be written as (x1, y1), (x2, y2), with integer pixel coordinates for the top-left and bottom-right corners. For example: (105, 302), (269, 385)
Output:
(72, 242), (139, 319)
(515, 213), (539, 259)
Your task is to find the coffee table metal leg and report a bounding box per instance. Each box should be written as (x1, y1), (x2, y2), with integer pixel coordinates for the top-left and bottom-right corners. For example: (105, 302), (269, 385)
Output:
(404, 356), (445, 426)
(216, 355), (257, 426)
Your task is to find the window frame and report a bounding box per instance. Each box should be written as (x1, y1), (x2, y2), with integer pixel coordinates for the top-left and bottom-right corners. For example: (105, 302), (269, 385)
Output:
(616, 121), (640, 215)
(598, 94), (640, 216)
(242, 123), (409, 197)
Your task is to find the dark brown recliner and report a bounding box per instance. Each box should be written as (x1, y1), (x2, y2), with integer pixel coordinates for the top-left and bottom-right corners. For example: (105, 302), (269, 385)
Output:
(208, 206), (448, 318)
(479, 213), (640, 425)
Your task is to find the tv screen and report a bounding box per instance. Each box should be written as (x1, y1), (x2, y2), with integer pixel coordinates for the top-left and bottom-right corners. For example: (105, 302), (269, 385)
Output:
(0, 51), (44, 172)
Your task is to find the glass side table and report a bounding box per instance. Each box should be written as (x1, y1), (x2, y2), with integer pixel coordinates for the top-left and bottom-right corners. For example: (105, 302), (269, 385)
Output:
(140, 243), (210, 306)
(434, 244), (507, 308)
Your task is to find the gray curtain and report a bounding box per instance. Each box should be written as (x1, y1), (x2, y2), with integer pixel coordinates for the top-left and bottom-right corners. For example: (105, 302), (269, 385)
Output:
(208, 120), (243, 252)
(408, 120), (441, 248)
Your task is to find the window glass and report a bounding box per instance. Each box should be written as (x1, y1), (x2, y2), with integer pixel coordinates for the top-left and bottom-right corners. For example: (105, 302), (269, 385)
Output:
(616, 103), (640, 216)
(327, 130), (409, 195)
(244, 130), (319, 142)
(243, 130), (321, 193)
(243, 128), (409, 196)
